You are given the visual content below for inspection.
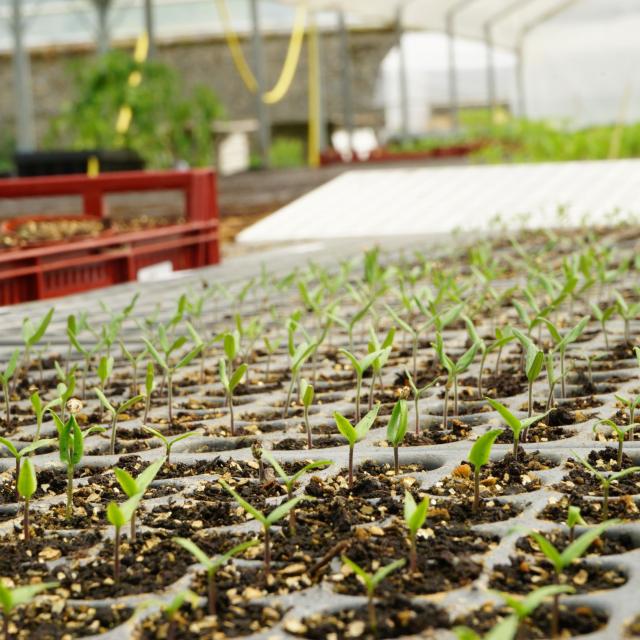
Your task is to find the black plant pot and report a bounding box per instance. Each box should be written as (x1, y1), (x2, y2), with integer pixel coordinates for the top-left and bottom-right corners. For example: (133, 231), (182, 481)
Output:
(13, 149), (145, 177)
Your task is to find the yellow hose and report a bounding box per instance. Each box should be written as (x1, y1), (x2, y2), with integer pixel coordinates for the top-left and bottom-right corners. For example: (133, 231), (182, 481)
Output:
(307, 20), (320, 167)
(214, 0), (306, 104)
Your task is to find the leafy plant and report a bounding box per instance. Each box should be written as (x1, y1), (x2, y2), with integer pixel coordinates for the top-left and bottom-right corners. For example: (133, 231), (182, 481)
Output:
(512, 329), (544, 417)
(572, 452), (640, 520)
(366, 326), (395, 410)
(614, 290), (640, 344)
(219, 479), (309, 578)
(282, 340), (316, 419)
(51, 412), (104, 519)
(30, 391), (61, 442)
(95, 389), (144, 456)
(387, 399), (409, 473)
(142, 425), (200, 466)
(106, 494), (143, 582)
(334, 406), (380, 488)
(218, 357), (247, 437)
(340, 348), (388, 423)
(21, 308), (54, 372)
(567, 505), (586, 542)
(468, 429), (502, 512)
(593, 419), (636, 470)
(0, 580), (58, 638)
(298, 378), (315, 449)
(613, 392), (640, 438)
(341, 556), (405, 634)
(113, 456), (165, 542)
(484, 398), (550, 457)
(17, 457), (37, 542)
(0, 349), (19, 425)
(261, 451), (331, 533)
(589, 302), (615, 349)
(0, 436), (54, 500)
(143, 362), (155, 425)
(404, 369), (439, 435)
(120, 341), (147, 396)
(403, 490), (429, 573)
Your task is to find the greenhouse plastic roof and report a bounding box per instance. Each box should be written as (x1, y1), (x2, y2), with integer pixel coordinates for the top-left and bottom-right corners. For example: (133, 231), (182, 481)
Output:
(1, 0), (638, 52)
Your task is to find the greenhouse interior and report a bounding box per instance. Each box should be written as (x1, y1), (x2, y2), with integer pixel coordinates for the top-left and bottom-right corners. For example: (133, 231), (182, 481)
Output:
(0, 0), (640, 639)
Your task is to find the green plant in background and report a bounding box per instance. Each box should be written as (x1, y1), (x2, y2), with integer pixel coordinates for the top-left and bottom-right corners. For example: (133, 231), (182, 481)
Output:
(143, 362), (155, 424)
(512, 329), (544, 417)
(17, 457), (37, 542)
(613, 392), (640, 437)
(95, 389), (144, 456)
(0, 580), (58, 638)
(567, 505), (586, 542)
(219, 357), (247, 437)
(30, 391), (61, 442)
(0, 349), (19, 425)
(404, 369), (439, 435)
(387, 399), (409, 473)
(106, 494), (143, 582)
(299, 378), (315, 448)
(174, 538), (258, 616)
(21, 308), (54, 373)
(367, 326), (395, 409)
(341, 556), (405, 634)
(270, 137), (305, 168)
(589, 302), (615, 349)
(468, 429), (502, 512)
(334, 406), (380, 488)
(282, 339), (316, 420)
(593, 419), (636, 470)
(0, 436), (55, 500)
(142, 426), (200, 466)
(403, 490), (429, 573)
(340, 348), (387, 423)
(46, 50), (224, 169)
(614, 291), (640, 344)
(113, 456), (165, 542)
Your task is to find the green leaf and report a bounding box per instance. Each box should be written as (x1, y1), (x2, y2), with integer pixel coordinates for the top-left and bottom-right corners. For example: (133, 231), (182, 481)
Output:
(387, 399), (408, 446)
(219, 479), (266, 525)
(354, 405), (380, 441)
(17, 457), (37, 499)
(94, 388), (115, 415)
(176, 345), (203, 371)
(229, 363), (248, 392)
(511, 584), (575, 618)
(0, 436), (19, 458)
(0, 581), (58, 616)
(212, 539), (260, 572)
(485, 397), (522, 434)
(114, 467), (138, 498)
(223, 332), (237, 361)
(609, 466), (640, 483)
(456, 341), (479, 373)
(291, 341), (316, 373)
(370, 558), (405, 589)
(384, 304), (414, 336)
(106, 501), (126, 528)
(341, 556), (372, 591)
(468, 429), (502, 470)
(261, 450), (288, 482)
(340, 349), (361, 376)
(30, 391), (42, 418)
(142, 425), (168, 446)
(567, 506), (586, 529)
(266, 495), (309, 526)
(334, 412), (356, 447)
(218, 358), (229, 390)
(143, 339), (168, 372)
(300, 379), (314, 407)
(17, 438), (56, 458)
(404, 490), (429, 535)
(174, 537), (213, 571)
(527, 531), (564, 573)
(28, 308), (54, 346)
(559, 519), (620, 567)
(4, 349), (20, 381)
(290, 460), (332, 485)
(97, 355), (114, 383)
(145, 362), (156, 394)
(118, 395), (145, 415)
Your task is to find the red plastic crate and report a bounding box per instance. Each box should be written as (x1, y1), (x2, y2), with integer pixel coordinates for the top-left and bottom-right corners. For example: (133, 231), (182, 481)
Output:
(0, 169), (220, 305)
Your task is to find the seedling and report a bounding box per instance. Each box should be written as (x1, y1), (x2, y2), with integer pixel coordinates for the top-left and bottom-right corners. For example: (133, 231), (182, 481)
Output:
(0, 436), (55, 500)
(299, 379), (315, 448)
(143, 362), (155, 425)
(512, 329), (544, 417)
(340, 347), (388, 423)
(544, 352), (573, 412)
(341, 556), (405, 634)
(51, 412), (105, 519)
(0, 580), (58, 638)
(21, 307), (54, 372)
(540, 316), (590, 399)
(262, 336), (280, 382)
(567, 505), (586, 542)
(614, 290), (640, 344)
(262, 451), (331, 533)
(404, 369), (439, 435)
(593, 419), (636, 470)
(106, 494), (143, 582)
(30, 391), (61, 442)
(468, 429), (502, 512)
(219, 480), (310, 579)
(613, 393), (640, 436)
(387, 399), (408, 474)
(174, 537), (258, 615)
(119, 341), (147, 396)
(142, 425), (200, 465)
(149, 589), (200, 640)
(113, 456), (165, 542)
(97, 354), (114, 397)
(572, 451), (640, 519)
(403, 490), (429, 573)
(95, 389), (144, 455)
(590, 302), (615, 349)
(17, 457), (37, 542)
(524, 520), (618, 637)
(218, 357), (247, 437)
(367, 326), (395, 409)
(67, 323), (99, 399)
(0, 349), (19, 424)
(144, 337), (202, 424)
(282, 339), (316, 419)
(334, 406), (380, 488)
(434, 332), (479, 426)
(484, 398), (550, 457)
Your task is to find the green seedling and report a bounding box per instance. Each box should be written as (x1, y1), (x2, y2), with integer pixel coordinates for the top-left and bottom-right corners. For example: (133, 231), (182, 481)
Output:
(55, 370), (76, 424)
(366, 326), (395, 410)
(219, 479), (309, 578)
(525, 520), (618, 637)
(17, 457), (37, 542)
(512, 329), (544, 417)
(143, 362), (155, 424)
(21, 307), (54, 372)
(468, 429), (502, 512)
(404, 369), (439, 435)
(403, 490), (429, 573)
(149, 589), (200, 640)
(341, 556), (405, 634)
(567, 505), (586, 543)
(0, 436), (55, 501)
(540, 315), (590, 399)
(67, 323), (99, 399)
(30, 391), (61, 442)
(51, 412), (104, 520)
(572, 451), (640, 520)
(589, 302), (615, 349)
(95, 389), (144, 456)
(262, 451), (331, 534)
(544, 352), (573, 412)
(434, 332), (479, 426)
(299, 379), (315, 448)
(0, 579), (58, 639)
(219, 358), (247, 437)
(484, 397), (550, 457)
(262, 336), (280, 383)
(282, 340), (316, 419)
(593, 419), (636, 470)
(340, 347), (388, 423)
(0, 349), (19, 425)
(174, 538), (258, 615)
(142, 426), (200, 466)
(113, 456), (165, 542)
(106, 494), (143, 582)
(387, 399), (408, 474)
(614, 393), (640, 436)
(334, 406), (380, 488)
(144, 337), (202, 424)
(119, 341), (147, 396)
(614, 290), (640, 344)
(454, 618), (518, 640)
(97, 354), (114, 396)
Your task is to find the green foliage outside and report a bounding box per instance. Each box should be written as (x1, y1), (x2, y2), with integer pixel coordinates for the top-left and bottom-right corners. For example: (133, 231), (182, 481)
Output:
(45, 51), (224, 169)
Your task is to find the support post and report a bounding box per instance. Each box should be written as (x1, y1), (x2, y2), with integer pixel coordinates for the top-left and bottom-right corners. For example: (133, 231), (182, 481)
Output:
(95, 0), (111, 55)
(144, 0), (156, 58)
(484, 22), (497, 121)
(337, 11), (354, 148)
(250, 0), (271, 168)
(10, 0), (35, 151)
(395, 6), (409, 141)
